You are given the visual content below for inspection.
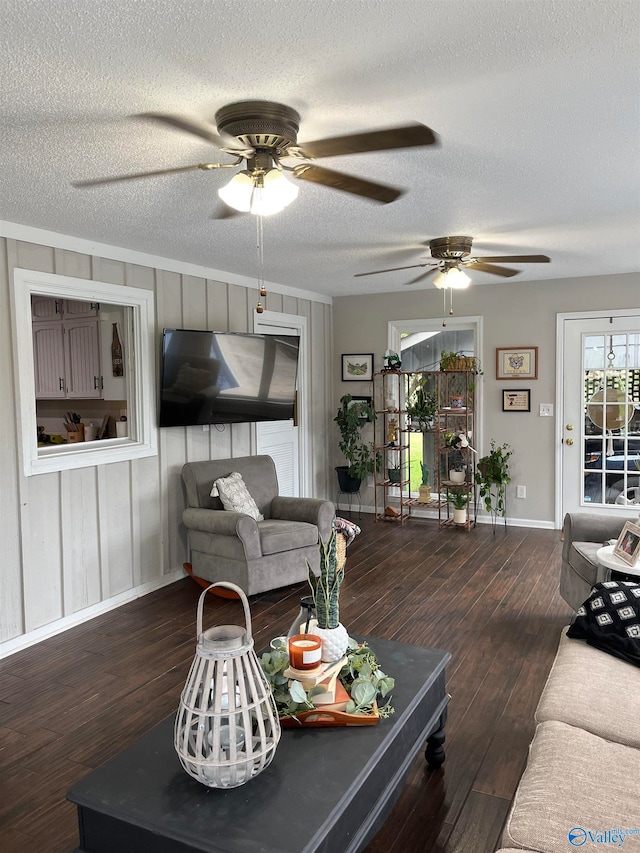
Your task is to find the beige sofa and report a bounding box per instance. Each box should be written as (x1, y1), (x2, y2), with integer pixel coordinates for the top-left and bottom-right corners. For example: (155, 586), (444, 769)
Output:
(496, 629), (640, 852)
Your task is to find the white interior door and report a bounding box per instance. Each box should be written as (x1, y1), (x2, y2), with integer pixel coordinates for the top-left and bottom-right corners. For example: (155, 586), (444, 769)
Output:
(254, 311), (308, 497)
(560, 313), (640, 520)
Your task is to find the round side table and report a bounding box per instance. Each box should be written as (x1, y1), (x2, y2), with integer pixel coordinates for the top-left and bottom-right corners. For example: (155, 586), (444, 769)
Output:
(596, 544), (640, 582)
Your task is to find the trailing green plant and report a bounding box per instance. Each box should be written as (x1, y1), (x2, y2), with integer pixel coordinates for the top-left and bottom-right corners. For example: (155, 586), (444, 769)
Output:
(259, 638), (395, 721)
(307, 532), (343, 630)
(475, 440), (513, 524)
(439, 350), (483, 374)
(334, 394), (379, 481)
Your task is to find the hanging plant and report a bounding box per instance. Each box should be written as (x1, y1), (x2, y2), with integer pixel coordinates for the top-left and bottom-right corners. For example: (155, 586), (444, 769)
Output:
(475, 440), (513, 526)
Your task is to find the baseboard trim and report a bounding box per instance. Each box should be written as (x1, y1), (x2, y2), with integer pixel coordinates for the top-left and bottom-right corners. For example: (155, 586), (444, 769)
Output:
(334, 504), (556, 529)
(0, 567), (186, 660)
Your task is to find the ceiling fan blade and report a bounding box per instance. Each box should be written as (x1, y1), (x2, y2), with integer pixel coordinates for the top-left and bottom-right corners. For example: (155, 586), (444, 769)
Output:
(72, 163), (209, 188)
(473, 254), (550, 263)
(135, 113), (254, 155)
(294, 164), (402, 203)
(354, 262), (435, 277)
(404, 268), (439, 285)
(465, 262), (519, 277)
(297, 123), (438, 159)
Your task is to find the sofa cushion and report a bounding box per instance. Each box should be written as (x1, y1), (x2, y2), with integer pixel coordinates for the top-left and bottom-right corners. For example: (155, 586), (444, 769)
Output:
(536, 629), (640, 749)
(258, 519), (319, 555)
(501, 720), (640, 853)
(211, 472), (264, 522)
(567, 580), (640, 666)
(567, 541), (601, 587)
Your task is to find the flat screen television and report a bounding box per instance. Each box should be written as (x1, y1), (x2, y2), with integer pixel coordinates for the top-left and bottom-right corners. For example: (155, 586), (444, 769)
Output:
(159, 328), (300, 427)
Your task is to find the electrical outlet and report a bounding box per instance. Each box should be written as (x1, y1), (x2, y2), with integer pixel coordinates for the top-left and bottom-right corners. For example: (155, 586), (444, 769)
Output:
(539, 404), (553, 417)
(516, 485), (526, 499)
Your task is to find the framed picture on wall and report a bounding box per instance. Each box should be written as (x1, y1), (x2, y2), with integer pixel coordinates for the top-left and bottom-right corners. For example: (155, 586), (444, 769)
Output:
(342, 353), (374, 382)
(496, 346), (538, 380)
(502, 389), (531, 412)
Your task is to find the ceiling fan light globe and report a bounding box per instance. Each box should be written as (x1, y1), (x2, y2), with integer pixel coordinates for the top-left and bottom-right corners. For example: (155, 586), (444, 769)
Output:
(218, 171), (254, 212)
(433, 270), (447, 289)
(250, 170), (298, 215)
(446, 268), (471, 289)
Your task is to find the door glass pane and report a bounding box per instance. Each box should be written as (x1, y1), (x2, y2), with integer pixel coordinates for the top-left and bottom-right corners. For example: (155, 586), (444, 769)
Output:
(583, 332), (640, 506)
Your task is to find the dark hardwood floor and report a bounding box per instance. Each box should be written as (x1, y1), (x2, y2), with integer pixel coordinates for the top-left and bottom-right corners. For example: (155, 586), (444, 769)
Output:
(0, 514), (573, 853)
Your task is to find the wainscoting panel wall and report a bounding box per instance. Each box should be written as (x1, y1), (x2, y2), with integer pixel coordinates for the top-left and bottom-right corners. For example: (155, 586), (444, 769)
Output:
(0, 236), (333, 654)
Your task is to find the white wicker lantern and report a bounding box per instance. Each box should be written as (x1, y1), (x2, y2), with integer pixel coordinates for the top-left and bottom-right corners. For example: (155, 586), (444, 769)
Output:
(174, 582), (281, 788)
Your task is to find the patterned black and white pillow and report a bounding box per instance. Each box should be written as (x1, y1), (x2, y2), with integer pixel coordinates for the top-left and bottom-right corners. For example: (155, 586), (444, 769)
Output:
(568, 580), (640, 666)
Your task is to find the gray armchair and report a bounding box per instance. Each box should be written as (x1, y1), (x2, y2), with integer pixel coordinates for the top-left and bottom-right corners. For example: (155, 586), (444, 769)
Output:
(560, 511), (638, 610)
(182, 455), (335, 596)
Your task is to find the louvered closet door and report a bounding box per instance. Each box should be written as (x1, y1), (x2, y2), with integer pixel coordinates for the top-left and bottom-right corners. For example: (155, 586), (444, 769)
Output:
(64, 320), (102, 398)
(256, 420), (299, 497)
(33, 323), (66, 398)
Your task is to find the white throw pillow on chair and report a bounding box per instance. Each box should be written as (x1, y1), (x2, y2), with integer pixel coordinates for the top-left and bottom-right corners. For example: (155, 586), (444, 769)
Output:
(211, 472), (264, 521)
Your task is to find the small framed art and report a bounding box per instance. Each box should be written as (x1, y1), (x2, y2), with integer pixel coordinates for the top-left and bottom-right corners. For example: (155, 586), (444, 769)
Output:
(342, 353), (374, 382)
(613, 521), (640, 567)
(496, 346), (538, 380)
(502, 389), (531, 412)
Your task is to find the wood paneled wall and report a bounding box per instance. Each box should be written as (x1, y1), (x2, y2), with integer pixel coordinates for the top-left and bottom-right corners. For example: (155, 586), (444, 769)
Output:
(0, 238), (333, 652)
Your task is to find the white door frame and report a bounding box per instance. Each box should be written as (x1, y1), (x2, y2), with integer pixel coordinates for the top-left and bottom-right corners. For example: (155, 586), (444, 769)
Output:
(254, 310), (310, 496)
(555, 308), (639, 528)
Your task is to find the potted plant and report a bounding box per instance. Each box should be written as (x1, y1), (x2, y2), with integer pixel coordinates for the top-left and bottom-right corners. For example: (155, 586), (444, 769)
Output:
(439, 350), (483, 374)
(406, 376), (438, 431)
(387, 464), (401, 484)
(449, 489), (469, 524)
(334, 394), (377, 491)
(449, 461), (466, 484)
(475, 440), (513, 529)
(307, 531), (349, 661)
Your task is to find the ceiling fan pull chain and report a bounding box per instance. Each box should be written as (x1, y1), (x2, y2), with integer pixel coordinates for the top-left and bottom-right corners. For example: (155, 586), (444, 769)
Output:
(255, 213), (266, 313)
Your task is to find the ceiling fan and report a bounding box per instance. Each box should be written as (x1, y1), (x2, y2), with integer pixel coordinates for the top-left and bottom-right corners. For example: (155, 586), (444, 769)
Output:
(73, 100), (439, 215)
(355, 236), (551, 287)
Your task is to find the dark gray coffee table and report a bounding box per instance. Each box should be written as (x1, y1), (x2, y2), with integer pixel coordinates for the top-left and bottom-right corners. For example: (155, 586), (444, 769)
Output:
(68, 636), (450, 853)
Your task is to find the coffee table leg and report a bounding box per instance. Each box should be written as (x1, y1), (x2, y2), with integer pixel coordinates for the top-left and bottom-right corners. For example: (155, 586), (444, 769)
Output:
(425, 707), (447, 769)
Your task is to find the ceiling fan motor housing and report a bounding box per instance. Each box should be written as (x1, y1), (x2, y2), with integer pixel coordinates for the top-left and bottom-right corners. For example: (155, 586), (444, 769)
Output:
(429, 236), (473, 259)
(215, 101), (300, 154)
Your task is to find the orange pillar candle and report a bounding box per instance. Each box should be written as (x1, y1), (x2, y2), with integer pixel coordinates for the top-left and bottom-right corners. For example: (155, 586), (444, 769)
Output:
(288, 634), (322, 670)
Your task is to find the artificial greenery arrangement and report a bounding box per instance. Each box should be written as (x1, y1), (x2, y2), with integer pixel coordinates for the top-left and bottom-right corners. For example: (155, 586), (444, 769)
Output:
(259, 638), (395, 720)
(475, 440), (513, 527)
(334, 394), (379, 482)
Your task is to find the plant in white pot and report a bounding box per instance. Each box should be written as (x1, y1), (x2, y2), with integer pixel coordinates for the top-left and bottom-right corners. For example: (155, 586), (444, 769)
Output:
(449, 461), (466, 484)
(307, 531), (349, 662)
(449, 489), (469, 524)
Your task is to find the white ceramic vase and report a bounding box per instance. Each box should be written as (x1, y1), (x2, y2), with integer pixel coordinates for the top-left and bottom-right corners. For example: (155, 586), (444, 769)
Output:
(449, 470), (465, 484)
(313, 623), (349, 662)
(453, 508), (468, 524)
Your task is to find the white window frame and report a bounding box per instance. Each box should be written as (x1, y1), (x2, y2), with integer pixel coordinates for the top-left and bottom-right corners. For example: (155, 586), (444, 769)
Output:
(11, 268), (157, 476)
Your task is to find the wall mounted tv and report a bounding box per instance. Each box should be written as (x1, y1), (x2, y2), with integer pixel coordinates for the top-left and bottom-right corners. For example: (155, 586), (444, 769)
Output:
(159, 328), (300, 427)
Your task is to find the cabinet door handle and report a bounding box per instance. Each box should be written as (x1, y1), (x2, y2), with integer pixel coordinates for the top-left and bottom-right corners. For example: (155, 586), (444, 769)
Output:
(94, 375), (104, 390)
(59, 377), (64, 391)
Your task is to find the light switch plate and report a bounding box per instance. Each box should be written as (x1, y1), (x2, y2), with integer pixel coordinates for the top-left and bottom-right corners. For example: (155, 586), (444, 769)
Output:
(539, 403), (553, 417)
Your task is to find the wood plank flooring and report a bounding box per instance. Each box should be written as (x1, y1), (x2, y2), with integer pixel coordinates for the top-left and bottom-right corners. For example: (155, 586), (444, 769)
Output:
(0, 515), (573, 853)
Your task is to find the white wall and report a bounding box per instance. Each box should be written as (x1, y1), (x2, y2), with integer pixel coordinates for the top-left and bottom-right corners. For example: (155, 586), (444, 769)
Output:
(332, 273), (637, 526)
(0, 236), (333, 655)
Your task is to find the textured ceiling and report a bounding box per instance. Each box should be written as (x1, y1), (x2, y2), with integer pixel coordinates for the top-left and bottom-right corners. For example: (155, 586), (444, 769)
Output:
(2, 0), (639, 298)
